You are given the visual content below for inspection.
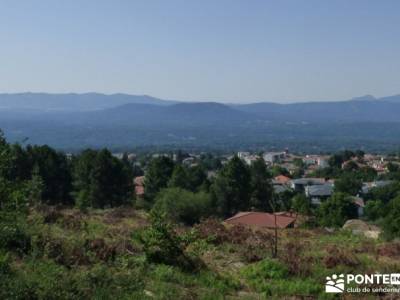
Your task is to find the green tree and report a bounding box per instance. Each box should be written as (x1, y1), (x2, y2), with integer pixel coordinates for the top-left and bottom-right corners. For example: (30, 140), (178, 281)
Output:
(168, 164), (189, 190)
(382, 196), (400, 239)
(291, 168), (304, 179)
(364, 199), (384, 221)
(0, 178), (12, 210)
(355, 150), (365, 159)
(0, 130), (11, 179)
(121, 152), (134, 178)
(328, 154), (344, 168)
(26, 164), (44, 206)
(72, 149), (97, 209)
(270, 165), (290, 177)
(9, 144), (32, 181)
(199, 153), (222, 171)
(26, 145), (72, 205)
(387, 162), (399, 173)
(291, 194), (312, 215)
(72, 149), (133, 209)
(318, 192), (358, 227)
(343, 161), (359, 171)
(329, 150), (355, 168)
(293, 158), (305, 168)
(138, 210), (196, 270)
(334, 173), (362, 196)
(144, 156), (175, 203)
(366, 182), (400, 204)
(249, 158), (273, 211)
(0, 132), (21, 211)
(356, 166), (377, 182)
(211, 156), (251, 217)
(186, 165), (208, 192)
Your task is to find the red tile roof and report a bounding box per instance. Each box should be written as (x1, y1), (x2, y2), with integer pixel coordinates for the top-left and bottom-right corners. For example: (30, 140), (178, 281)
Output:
(274, 175), (291, 184)
(224, 212), (296, 229)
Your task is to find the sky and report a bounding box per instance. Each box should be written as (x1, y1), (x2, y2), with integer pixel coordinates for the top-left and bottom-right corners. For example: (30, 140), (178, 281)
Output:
(0, 0), (399, 103)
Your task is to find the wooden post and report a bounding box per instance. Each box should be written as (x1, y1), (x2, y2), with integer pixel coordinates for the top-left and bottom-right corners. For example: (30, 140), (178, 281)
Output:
(273, 213), (278, 258)
(271, 195), (278, 258)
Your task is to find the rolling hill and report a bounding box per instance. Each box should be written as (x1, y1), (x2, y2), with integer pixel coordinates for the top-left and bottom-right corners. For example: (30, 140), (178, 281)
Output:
(1, 93), (400, 152)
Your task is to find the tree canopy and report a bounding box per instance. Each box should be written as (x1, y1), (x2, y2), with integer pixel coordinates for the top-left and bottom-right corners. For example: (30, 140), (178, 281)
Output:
(318, 192), (358, 227)
(211, 156), (251, 217)
(144, 156), (175, 203)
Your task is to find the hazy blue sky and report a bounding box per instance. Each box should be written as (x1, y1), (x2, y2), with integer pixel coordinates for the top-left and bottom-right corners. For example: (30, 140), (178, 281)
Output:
(1, 0), (399, 103)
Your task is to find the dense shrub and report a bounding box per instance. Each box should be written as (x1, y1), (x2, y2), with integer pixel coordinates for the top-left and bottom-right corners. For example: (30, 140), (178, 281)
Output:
(0, 260), (145, 300)
(0, 212), (31, 254)
(382, 195), (400, 240)
(318, 192), (358, 227)
(152, 188), (212, 225)
(0, 251), (11, 275)
(334, 173), (362, 195)
(138, 211), (198, 271)
(242, 259), (288, 282)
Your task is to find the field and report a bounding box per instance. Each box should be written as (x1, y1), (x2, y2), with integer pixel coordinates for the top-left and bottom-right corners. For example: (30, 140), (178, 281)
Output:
(2, 206), (400, 300)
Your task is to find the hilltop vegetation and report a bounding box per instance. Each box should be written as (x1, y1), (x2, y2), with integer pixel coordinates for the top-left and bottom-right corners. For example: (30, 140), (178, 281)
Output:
(2, 206), (400, 299)
(2, 131), (400, 298)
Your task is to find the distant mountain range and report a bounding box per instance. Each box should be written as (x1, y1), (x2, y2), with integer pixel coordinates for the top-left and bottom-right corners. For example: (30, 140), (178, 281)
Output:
(1, 93), (400, 152)
(0, 93), (177, 111)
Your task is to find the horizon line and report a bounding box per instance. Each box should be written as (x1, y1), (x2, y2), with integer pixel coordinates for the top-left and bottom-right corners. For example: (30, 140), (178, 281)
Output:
(0, 91), (398, 105)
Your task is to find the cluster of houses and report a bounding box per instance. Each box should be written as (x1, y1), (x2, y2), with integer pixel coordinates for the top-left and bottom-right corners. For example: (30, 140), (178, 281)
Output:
(272, 175), (376, 217)
(237, 150), (393, 176)
(229, 151), (396, 230)
(225, 175), (392, 230)
(130, 149), (398, 229)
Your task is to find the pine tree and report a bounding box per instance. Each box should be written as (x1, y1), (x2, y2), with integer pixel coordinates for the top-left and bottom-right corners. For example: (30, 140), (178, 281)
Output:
(144, 156), (175, 203)
(168, 165), (189, 190)
(211, 156), (251, 217)
(249, 157), (273, 211)
(26, 164), (44, 206)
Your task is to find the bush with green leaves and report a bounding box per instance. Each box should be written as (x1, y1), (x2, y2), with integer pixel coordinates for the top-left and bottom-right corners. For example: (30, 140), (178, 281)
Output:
(138, 211), (197, 271)
(152, 187), (212, 225)
(334, 173), (362, 196)
(318, 192), (358, 227)
(291, 194), (312, 215)
(242, 259), (288, 282)
(0, 212), (31, 254)
(0, 251), (11, 275)
(364, 199), (385, 221)
(382, 195), (400, 240)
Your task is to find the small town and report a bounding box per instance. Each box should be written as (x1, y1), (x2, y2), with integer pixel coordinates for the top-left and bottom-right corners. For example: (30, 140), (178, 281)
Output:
(128, 149), (397, 234)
